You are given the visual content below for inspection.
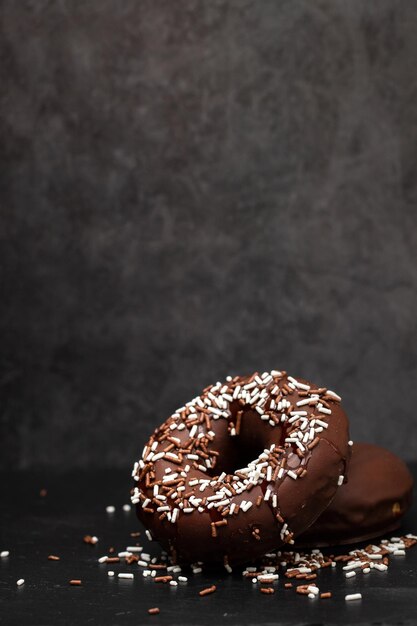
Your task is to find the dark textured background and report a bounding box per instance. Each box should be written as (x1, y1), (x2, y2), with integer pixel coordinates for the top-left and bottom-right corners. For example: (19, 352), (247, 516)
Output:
(1, 0), (417, 470)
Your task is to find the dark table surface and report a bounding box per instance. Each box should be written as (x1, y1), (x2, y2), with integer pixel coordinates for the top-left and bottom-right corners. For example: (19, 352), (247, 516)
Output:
(1, 466), (416, 626)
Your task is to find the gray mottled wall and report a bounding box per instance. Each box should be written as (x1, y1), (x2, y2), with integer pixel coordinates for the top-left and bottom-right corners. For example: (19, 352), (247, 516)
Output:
(1, 0), (417, 469)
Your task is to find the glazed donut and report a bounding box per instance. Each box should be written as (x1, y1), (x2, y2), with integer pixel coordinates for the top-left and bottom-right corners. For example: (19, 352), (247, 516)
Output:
(131, 370), (350, 564)
(299, 442), (414, 547)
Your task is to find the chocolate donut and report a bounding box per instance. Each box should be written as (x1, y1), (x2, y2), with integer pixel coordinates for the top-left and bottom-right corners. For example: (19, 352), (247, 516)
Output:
(299, 442), (413, 547)
(131, 370), (350, 564)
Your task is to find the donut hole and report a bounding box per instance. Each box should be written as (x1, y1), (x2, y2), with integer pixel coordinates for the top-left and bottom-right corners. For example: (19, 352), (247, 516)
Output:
(215, 440), (267, 476)
(210, 408), (281, 476)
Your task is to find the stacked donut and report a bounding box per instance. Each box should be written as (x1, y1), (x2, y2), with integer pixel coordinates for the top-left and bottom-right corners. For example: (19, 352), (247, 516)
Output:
(131, 370), (412, 564)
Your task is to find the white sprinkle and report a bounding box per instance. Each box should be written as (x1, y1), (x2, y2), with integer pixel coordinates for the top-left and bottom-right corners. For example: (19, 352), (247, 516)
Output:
(126, 546), (143, 553)
(118, 551), (131, 557)
(145, 530), (153, 542)
(308, 593), (315, 599)
(287, 470), (298, 480)
(118, 573), (134, 579)
(258, 573), (279, 581)
(343, 562), (362, 571)
(348, 440), (353, 446)
(106, 505), (115, 514)
(192, 567), (202, 574)
(338, 475), (344, 486)
(345, 571), (356, 578)
(373, 563), (388, 571)
(326, 389), (342, 401)
(307, 585), (319, 595)
(394, 549), (406, 556)
(0, 551), (9, 558)
(16, 579), (25, 587)
(98, 556), (108, 563)
(296, 399), (311, 407)
(345, 593), (362, 602)
(318, 406), (332, 415)
(368, 554), (383, 560)
(138, 560), (148, 567)
(363, 567), (370, 574)
(170, 580), (178, 586)
(225, 564), (233, 574)
(178, 576), (188, 582)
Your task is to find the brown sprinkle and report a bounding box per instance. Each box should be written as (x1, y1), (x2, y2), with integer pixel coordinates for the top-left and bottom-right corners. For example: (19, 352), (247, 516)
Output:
(260, 587), (274, 594)
(148, 607), (160, 615)
(284, 583), (293, 589)
(320, 592), (332, 599)
(69, 579), (81, 586)
(154, 575), (172, 583)
(48, 555), (60, 561)
(199, 585), (217, 597)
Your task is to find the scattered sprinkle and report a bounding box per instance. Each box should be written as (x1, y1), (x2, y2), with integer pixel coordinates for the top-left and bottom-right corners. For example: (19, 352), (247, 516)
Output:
(199, 585), (217, 597)
(345, 593), (362, 601)
(16, 579), (25, 587)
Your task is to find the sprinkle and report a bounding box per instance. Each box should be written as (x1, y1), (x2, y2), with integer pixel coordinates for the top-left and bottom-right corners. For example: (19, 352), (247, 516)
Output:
(338, 475), (344, 486)
(327, 390), (342, 401)
(178, 576), (188, 582)
(320, 592), (332, 599)
(345, 593), (362, 601)
(126, 546), (143, 553)
(83, 535), (99, 545)
(260, 587), (274, 594)
(345, 571), (356, 578)
(394, 549), (406, 556)
(0, 551), (9, 558)
(108, 571), (115, 577)
(69, 580), (81, 585)
(169, 580), (178, 586)
(118, 573), (134, 579)
(123, 504), (131, 512)
(148, 608), (160, 615)
(154, 575), (173, 583)
(98, 556), (108, 563)
(199, 585), (217, 596)
(145, 530), (153, 542)
(48, 555), (60, 561)
(16, 579), (25, 587)
(348, 440), (353, 446)
(106, 506), (115, 514)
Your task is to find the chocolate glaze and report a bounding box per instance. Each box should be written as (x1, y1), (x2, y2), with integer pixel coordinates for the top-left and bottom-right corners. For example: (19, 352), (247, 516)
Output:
(132, 371), (350, 564)
(299, 442), (414, 547)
